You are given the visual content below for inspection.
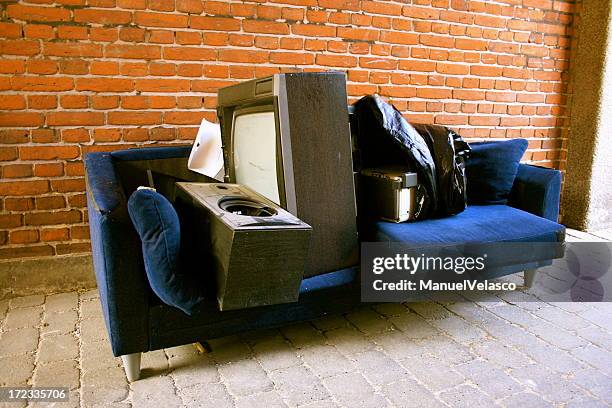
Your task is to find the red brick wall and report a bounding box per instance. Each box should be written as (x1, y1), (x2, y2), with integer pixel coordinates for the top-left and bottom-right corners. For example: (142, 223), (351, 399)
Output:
(0, 0), (576, 260)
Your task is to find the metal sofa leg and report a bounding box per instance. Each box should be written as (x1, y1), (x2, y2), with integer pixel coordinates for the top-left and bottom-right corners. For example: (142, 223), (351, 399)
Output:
(194, 341), (212, 354)
(524, 269), (537, 288)
(121, 353), (141, 382)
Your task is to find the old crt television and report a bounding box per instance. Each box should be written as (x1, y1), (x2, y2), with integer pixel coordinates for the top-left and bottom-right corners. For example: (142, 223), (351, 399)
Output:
(217, 72), (358, 277)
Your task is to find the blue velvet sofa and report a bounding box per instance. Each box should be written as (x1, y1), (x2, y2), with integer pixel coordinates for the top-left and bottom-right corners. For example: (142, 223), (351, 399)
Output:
(85, 145), (565, 381)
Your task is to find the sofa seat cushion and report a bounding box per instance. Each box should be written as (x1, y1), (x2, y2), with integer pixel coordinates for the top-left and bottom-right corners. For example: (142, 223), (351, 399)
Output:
(363, 205), (565, 244)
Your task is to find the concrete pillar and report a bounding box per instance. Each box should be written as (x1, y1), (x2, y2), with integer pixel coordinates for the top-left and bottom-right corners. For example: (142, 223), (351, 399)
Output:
(563, 0), (612, 230)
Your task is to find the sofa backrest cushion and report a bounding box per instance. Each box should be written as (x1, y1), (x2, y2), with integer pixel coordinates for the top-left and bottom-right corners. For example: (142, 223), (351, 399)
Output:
(127, 188), (205, 315)
(466, 139), (528, 205)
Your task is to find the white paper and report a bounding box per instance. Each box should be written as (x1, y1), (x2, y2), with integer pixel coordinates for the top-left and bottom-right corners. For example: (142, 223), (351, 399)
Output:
(188, 118), (224, 181)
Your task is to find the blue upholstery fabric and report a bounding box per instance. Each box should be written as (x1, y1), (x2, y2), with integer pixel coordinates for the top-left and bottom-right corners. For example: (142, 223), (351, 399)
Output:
(300, 267), (356, 294)
(128, 189), (205, 316)
(111, 145), (191, 161)
(363, 205), (565, 244)
(466, 139), (528, 204)
(508, 164), (562, 222)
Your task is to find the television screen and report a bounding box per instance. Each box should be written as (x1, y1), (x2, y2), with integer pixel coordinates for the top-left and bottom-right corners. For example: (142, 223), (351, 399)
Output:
(232, 111), (281, 204)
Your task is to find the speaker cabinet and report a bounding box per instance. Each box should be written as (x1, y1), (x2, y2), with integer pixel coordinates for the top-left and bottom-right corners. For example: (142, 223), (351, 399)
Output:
(176, 182), (312, 311)
(218, 72), (359, 277)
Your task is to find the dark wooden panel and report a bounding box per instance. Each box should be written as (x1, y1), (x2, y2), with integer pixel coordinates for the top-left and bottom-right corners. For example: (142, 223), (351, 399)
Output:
(282, 72), (359, 277)
(222, 229), (311, 310)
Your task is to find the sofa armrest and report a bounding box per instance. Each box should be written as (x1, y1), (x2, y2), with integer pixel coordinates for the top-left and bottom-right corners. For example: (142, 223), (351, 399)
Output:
(508, 164), (562, 222)
(85, 152), (150, 356)
(84, 152), (125, 215)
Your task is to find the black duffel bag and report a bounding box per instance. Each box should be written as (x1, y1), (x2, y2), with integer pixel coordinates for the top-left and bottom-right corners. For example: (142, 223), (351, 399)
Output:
(352, 94), (470, 219)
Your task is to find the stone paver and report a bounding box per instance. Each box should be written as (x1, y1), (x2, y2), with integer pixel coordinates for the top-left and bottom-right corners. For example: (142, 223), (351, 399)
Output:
(8, 295), (44, 309)
(179, 382), (233, 407)
(81, 366), (129, 406)
(0, 354), (35, 386)
(370, 329), (428, 360)
(0, 278), (609, 407)
(206, 336), (252, 364)
(311, 314), (351, 331)
(234, 390), (288, 408)
(438, 384), (497, 408)
(420, 335), (476, 365)
(427, 314), (489, 345)
(510, 364), (594, 405)
(45, 292), (78, 314)
(42, 310), (78, 336)
(4, 305), (42, 330)
(382, 377), (446, 408)
(251, 337), (302, 372)
(401, 355), (465, 392)
(322, 372), (389, 408)
(38, 333), (79, 363)
(352, 349), (409, 386)
(299, 399), (338, 408)
(268, 364), (329, 406)
(389, 310), (442, 339)
(323, 326), (375, 356)
(167, 345), (218, 387)
(570, 344), (612, 376)
(0, 327), (39, 356)
(280, 323), (327, 349)
(132, 375), (181, 408)
(33, 360), (79, 390)
(217, 359), (273, 396)
(345, 308), (394, 335)
(571, 368), (612, 405)
(499, 391), (553, 408)
(470, 338), (533, 369)
(455, 358), (525, 399)
(299, 344), (355, 379)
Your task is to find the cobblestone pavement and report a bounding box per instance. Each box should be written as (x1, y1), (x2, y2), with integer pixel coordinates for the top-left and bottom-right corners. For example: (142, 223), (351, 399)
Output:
(1, 230), (611, 407)
(0, 276), (611, 408)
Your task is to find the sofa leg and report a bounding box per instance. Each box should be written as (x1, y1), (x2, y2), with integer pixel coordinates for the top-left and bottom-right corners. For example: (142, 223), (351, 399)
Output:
(194, 341), (212, 354)
(121, 353), (141, 382)
(524, 269), (537, 288)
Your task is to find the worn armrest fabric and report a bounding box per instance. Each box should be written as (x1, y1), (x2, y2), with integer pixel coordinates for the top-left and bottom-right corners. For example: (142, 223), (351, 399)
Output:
(84, 152), (125, 215)
(508, 164), (562, 222)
